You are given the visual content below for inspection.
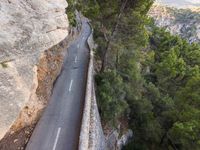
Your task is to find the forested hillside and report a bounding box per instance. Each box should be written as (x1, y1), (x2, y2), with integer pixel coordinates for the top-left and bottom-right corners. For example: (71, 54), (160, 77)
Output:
(149, 4), (200, 43)
(124, 25), (200, 150)
(68, 0), (200, 149)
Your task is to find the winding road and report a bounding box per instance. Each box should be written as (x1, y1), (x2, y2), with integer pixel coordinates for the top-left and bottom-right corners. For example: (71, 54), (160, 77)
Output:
(26, 18), (91, 150)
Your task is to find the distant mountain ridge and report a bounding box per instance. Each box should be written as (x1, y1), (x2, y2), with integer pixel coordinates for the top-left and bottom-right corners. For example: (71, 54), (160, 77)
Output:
(149, 4), (200, 43)
(156, 0), (200, 9)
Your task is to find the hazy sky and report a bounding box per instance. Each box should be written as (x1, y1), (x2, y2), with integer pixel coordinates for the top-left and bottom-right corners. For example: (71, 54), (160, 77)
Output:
(157, 0), (200, 8)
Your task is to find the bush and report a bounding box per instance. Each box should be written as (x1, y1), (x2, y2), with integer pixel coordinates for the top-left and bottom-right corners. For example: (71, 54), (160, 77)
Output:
(66, 0), (77, 27)
(95, 70), (128, 125)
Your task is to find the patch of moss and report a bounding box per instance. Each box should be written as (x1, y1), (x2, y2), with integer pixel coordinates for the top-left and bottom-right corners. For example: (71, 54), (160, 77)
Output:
(1, 63), (8, 68)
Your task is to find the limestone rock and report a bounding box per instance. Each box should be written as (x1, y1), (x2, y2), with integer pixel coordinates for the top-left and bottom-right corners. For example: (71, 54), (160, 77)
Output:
(0, 0), (69, 140)
(106, 129), (133, 150)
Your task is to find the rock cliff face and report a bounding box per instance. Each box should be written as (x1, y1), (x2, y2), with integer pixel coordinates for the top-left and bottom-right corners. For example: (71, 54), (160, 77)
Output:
(0, 0), (69, 142)
(149, 4), (200, 43)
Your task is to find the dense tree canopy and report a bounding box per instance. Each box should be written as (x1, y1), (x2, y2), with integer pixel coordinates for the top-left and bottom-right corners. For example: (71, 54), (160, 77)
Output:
(144, 26), (200, 149)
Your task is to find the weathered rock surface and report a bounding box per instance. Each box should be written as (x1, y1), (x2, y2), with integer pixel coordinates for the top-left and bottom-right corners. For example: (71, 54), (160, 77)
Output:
(0, 36), (77, 150)
(106, 129), (133, 150)
(0, 0), (69, 140)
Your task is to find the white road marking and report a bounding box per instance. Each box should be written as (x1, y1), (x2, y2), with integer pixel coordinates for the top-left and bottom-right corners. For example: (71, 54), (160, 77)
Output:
(75, 56), (78, 63)
(77, 44), (80, 49)
(52, 127), (61, 150)
(69, 80), (73, 92)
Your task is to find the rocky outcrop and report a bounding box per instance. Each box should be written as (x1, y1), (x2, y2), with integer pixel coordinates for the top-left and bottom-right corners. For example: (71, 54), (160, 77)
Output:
(0, 0), (69, 142)
(106, 129), (133, 150)
(149, 4), (200, 43)
(0, 36), (78, 150)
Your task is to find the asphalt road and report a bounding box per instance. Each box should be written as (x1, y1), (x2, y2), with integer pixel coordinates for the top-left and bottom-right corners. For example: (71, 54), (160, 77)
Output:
(26, 18), (91, 150)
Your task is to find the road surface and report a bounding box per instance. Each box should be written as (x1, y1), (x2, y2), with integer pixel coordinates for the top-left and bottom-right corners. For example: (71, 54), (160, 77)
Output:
(26, 18), (91, 150)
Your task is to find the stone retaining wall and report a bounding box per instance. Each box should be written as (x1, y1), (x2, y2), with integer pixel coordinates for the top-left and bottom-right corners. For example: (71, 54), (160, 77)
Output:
(79, 22), (107, 150)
